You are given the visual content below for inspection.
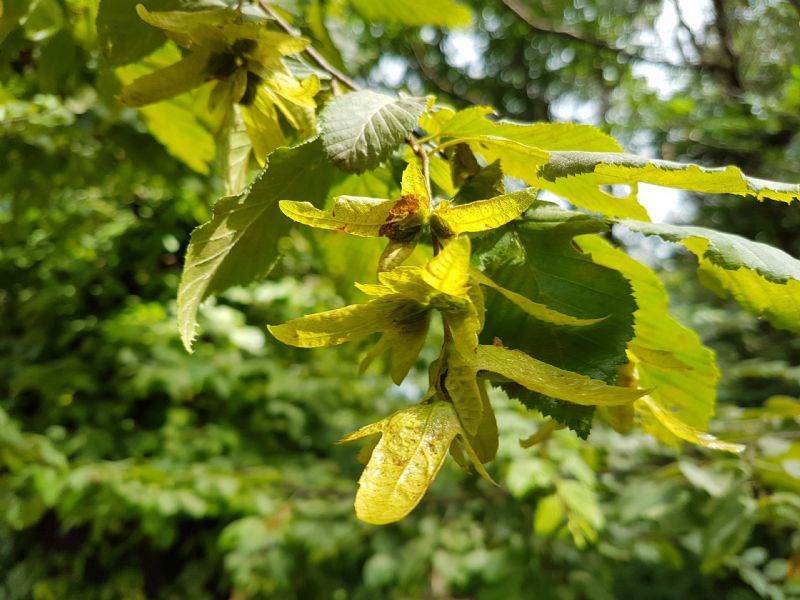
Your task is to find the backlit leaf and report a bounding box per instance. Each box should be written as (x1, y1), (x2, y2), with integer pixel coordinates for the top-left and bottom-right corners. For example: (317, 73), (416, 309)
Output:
(178, 140), (334, 350)
(431, 189), (536, 236)
(476, 345), (647, 407)
(279, 196), (398, 237)
(339, 401), (463, 524)
(422, 236), (471, 298)
(349, 0), (471, 28)
(116, 43), (217, 173)
(620, 220), (800, 334)
(540, 151), (800, 205)
(637, 396), (745, 454)
(320, 90), (427, 173)
(268, 300), (398, 348)
(578, 235), (721, 447)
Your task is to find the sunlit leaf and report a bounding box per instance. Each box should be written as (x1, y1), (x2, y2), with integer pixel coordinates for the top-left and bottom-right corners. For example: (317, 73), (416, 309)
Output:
(637, 396), (745, 454)
(340, 401), (465, 524)
(541, 151), (800, 205)
(620, 220), (800, 334)
(431, 189), (536, 236)
(476, 345), (647, 407)
(422, 236), (471, 298)
(578, 235), (721, 448)
(320, 90), (428, 173)
(279, 196), (398, 237)
(349, 0), (471, 28)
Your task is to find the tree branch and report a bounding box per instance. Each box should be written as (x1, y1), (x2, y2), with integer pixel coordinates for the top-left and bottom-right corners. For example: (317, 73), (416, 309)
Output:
(257, 0), (361, 91)
(711, 0), (744, 93)
(498, 0), (687, 70)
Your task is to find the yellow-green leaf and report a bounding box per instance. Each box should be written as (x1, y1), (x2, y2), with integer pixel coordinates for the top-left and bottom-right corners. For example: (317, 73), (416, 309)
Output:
(341, 401), (463, 525)
(476, 345), (647, 406)
(540, 151), (800, 205)
(119, 47), (210, 107)
(116, 43), (217, 174)
(431, 189), (536, 235)
(422, 236), (471, 297)
(471, 269), (605, 327)
(637, 396), (744, 454)
(268, 301), (394, 348)
(279, 196), (398, 237)
(464, 380), (498, 463)
(444, 304), (483, 434)
(400, 163), (431, 210)
(359, 311), (431, 384)
(579, 235), (721, 447)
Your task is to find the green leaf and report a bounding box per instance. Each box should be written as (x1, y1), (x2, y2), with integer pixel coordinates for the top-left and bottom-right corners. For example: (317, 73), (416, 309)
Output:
(476, 203), (637, 436)
(340, 401), (472, 524)
(476, 345), (647, 407)
(431, 189), (536, 236)
(349, 0), (471, 28)
(119, 47), (210, 106)
(320, 91), (427, 173)
(540, 151), (800, 205)
(178, 139), (334, 350)
(96, 0), (180, 66)
(116, 43), (217, 173)
(222, 105), (252, 195)
(445, 305), (484, 434)
(577, 235), (721, 447)
(470, 268), (606, 327)
(620, 220), (800, 334)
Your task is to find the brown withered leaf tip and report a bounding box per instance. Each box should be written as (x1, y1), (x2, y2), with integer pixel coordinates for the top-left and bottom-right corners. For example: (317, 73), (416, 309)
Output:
(378, 194), (421, 238)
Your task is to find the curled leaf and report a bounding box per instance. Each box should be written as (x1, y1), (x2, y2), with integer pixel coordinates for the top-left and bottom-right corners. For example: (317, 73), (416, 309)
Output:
(471, 269), (606, 327)
(476, 345), (647, 406)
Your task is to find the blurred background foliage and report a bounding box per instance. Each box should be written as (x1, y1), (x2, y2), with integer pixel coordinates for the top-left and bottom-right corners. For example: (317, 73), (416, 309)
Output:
(1, 0), (800, 598)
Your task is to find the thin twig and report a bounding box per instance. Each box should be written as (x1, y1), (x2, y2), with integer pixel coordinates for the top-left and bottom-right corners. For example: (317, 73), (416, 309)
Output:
(257, 0), (361, 91)
(711, 0), (743, 92)
(407, 134), (433, 204)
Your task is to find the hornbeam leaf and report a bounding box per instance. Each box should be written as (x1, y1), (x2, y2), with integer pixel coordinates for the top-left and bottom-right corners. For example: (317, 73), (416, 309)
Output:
(349, 0), (471, 28)
(431, 189), (537, 236)
(476, 345), (647, 406)
(540, 151), (800, 205)
(178, 140), (334, 350)
(470, 269), (605, 327)
(342, 402), (460, 524)
(223, 105), (253, 195)
(578, 235), (720, 447)
(97, 0), (178, 66)
(465, 381), (499, 464)
(279, 197), (398, 237)
(637, 396), (744, 454)
(116, 43), (217, 174)
(320, 91), (428, 173)
(438, 107), (623, 152)
(619, 220), (800, 334)
(422, 236), (471, 298)
(445, 305), (484, 434)
(358, 311), (431, 384)
(340, 401), (478, 525)
(434, 107), (647, 219)
(476, 203), (637, 436)
(268, 301), (397, 348)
